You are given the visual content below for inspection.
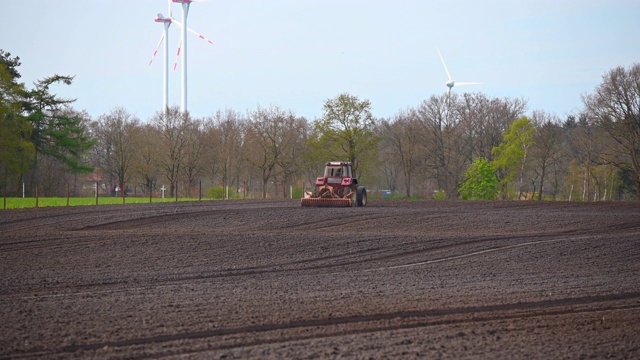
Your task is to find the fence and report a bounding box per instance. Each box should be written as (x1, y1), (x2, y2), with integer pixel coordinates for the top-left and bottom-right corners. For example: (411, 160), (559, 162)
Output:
(1, 180), (307, 210)
(2, 181), (209, 210)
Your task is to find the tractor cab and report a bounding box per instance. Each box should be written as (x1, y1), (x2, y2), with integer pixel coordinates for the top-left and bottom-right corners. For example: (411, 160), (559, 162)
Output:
(322, 162), (354, 184)
(324, 162), (352, 178)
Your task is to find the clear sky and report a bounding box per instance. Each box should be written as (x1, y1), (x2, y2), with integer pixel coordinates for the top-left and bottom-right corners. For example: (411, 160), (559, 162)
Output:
(2, 0), (639, 122)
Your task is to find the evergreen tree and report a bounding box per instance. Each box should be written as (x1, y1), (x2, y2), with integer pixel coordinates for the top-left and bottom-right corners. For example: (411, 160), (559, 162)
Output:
(0, 49), (95, 194)
(0, 51), (34, 189)
(26, 75), (95, 173)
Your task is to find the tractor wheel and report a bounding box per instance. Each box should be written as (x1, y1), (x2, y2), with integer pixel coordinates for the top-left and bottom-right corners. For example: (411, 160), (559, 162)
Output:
(356, 186), (367, 206)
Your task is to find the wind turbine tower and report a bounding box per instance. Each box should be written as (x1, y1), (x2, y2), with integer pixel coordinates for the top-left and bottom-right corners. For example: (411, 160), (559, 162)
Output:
(150, 0), (175, 114)
(153, 13), (172, 114)
(173, 0), (192, 114)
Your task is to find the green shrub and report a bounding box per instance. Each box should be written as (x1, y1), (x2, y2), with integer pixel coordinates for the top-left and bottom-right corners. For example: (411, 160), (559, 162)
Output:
(433, 189), (446, 200)
(458, 157), (499, 200)
(207, 187), (225, 200)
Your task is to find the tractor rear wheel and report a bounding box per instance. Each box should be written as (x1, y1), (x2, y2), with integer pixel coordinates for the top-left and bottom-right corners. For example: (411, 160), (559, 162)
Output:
(357, 186), (367, 206)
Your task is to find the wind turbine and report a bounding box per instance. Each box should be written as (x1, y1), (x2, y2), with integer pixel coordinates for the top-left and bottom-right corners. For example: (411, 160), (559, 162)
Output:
(437, 48), (482, 97)
(149, 0), (213, 114)
(149, 6), (172, 114)
(173, 0), (191, 114)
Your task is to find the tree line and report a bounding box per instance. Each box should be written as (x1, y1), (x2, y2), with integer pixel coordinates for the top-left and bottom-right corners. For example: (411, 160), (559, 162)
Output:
(1, 49), (639, 201)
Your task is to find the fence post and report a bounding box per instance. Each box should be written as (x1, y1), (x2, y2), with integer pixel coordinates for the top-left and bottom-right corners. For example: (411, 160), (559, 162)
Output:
(122, 182), (126, 204)
(35, 184), (39, 208)
(96, 181), (99, 205)
(149, 181), (152, 203)
(66, 182), (70, 206)
(199, 180), (202, 201)
(175, 183), (178, 202)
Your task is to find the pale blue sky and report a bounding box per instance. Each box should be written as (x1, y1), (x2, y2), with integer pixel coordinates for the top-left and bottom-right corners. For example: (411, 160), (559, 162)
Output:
(2, 0), (639, 122)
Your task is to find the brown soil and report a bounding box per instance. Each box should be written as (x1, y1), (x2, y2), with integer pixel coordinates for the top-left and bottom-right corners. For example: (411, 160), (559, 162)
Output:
(1, 199), (640, 359)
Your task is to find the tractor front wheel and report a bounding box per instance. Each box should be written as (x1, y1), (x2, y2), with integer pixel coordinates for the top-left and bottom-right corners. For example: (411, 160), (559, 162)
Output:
(357, 186), (367, 206)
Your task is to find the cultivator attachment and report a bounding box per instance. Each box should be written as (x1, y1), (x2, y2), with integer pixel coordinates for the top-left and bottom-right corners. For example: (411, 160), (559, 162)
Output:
(301, 197), (352, 207)
(301, 186), (353, 207)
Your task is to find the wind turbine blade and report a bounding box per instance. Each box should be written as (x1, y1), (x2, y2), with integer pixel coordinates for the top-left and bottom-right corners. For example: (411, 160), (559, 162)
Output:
(437, 48), (452, 82)
(149, 33), (165, 65)
(186, 27), (213, 44)
(173, 40), (182, 71)
(455, 82), (483, 86)
(168, 0), (173, 18)
(170, 18), (214, 45)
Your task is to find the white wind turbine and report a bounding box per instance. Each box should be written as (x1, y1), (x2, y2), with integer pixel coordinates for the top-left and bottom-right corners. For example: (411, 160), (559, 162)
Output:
(437, 48), (482, 97)
(149, 0), (213, 114)
(172, 0), (214, 114)
(149, 0), (173, 114)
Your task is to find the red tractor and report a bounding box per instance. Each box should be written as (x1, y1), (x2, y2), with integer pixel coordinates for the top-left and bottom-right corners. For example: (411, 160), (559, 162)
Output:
(301, 161), (367, 207)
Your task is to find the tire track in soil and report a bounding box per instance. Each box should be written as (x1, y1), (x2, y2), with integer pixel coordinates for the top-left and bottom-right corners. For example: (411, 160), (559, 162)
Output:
(45, 292), (640, 357)
(0, 206), (113, 225)
(4, 230), (619, 298)
(0, 207), (182, 234)
(0, 210), (120, 233)
(76, 207), (391, 233)
(199, 227), (635, 280)
(0, 200), (294, 232)
(77, 208), (246, 231)
(0, 234), (523, 298)
(360, 230), (640, 273)
(0, 201), (296, 247)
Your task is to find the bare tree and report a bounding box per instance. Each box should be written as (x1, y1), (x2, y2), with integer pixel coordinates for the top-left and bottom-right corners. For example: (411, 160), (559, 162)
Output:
(583, 63), (640, 200)
(377, 142), (400, 193)
(89, 119), (114, 194)
(530, 110), (564, 200)
(415, 94), (448, 193)
(131, 122), (161, 195)
(380, 110), (424, 197)
(203, 109), (246, 194)
(567, 114), (605, 201)
(245, 105), (297, 199)
(277, 116), (309, 198)
(458, 93), (527, 161)
(414, 93), (469, 197)
(153, 107), (191, 197)
(182, 117), (206, 197)
(93, 107), (140, 196)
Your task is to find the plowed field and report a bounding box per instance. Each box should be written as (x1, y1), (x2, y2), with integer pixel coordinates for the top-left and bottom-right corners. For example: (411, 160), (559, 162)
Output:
(1, 200), (640, 359)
